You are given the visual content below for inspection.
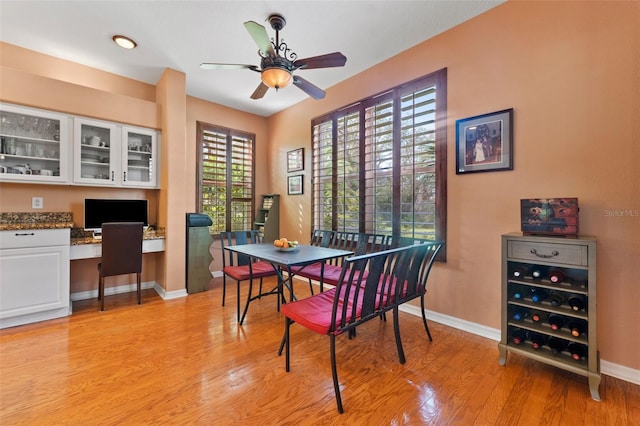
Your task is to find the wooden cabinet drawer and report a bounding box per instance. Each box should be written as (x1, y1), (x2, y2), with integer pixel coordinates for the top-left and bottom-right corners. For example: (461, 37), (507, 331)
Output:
(507, 240), (588, 266)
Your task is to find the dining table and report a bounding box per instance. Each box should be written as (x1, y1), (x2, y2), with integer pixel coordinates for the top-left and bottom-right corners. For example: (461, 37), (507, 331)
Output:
(223, 242), (354, 312)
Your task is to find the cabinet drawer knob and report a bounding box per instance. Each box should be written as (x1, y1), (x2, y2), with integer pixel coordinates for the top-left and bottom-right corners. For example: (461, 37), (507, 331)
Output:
(530, 248), (559, 258)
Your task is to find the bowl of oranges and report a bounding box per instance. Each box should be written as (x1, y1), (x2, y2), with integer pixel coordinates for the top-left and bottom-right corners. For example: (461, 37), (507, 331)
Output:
(274, 237), (299, 252)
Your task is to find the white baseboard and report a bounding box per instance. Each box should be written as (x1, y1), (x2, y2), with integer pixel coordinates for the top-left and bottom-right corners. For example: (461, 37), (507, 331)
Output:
(153, 283), (188, 300)
(292, 277), (640, 385)
(399, 302), (640, 385)
(600, 360), (640, 385)
(72, 281), (188, 302)
(71, 281), (158, 301)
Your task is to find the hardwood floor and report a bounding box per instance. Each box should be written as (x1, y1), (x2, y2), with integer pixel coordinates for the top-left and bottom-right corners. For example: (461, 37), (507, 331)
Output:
(1, 277), (638, 425)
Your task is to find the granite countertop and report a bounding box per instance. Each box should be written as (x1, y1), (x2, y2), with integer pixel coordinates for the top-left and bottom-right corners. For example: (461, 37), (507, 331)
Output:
(0, 212), (165, 243)
(71, 228), (165, 245)
(0, 212), (74, 231)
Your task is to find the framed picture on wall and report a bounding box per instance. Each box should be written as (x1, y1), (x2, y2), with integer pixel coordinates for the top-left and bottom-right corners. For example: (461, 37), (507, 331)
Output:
(455, 108), (514, 174)
(287, 148), (304, 172)
(288, 175), (303, 195)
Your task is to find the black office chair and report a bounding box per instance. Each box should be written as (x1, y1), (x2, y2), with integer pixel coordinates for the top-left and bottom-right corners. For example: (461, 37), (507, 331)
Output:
(97, 222), (144, 311)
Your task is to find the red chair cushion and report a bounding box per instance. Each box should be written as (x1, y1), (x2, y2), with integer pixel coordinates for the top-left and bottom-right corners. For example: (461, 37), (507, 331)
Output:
(281, 284), (386, 335)
(223, 261), (276, 281)
(291, 263), (368, 286)
(290, 263), (323, 278)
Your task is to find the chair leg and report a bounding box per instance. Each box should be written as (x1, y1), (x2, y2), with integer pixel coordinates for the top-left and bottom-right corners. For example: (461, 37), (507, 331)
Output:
(284, 317), (291, 372)
(137, 272), (142, 305)
(330, 334), (344, 414)
(420, 295), (433, 341)
(392, 307), (406, 364)
(239, 279), (254, 325)
(236, 280), (241, 323)
(222, 276), (227, 307)
(308, 278), (314, 296)
(99, 276), (105, 312)
(258, 277), (263, 298)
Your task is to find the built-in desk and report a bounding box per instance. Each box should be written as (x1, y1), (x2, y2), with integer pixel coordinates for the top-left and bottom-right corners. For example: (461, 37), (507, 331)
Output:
(70, 236), (165, 260)
(0, 213), (168, 327)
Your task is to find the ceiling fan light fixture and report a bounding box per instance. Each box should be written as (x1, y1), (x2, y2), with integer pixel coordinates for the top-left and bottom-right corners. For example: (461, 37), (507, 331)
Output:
(112, 35), (137, 50)
(261, 66), (293, 90)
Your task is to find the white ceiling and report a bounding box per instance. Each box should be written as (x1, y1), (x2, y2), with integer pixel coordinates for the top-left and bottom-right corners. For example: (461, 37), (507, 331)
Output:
(0, 0), (503, 117)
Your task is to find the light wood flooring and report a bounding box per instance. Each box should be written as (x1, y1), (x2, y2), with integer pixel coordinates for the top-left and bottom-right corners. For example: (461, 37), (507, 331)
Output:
(1, 277), (638, 425)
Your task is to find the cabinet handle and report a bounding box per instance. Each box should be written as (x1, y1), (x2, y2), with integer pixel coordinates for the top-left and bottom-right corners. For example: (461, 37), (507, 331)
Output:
(111, 171), (115, 181)
(123, 171), (127, 182)
(14, 232), (35, 236)
(530, 249), (559, 258)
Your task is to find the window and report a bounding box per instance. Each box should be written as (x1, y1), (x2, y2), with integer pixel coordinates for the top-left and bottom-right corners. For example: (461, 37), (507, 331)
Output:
(312, 68), (447, 257)
(197, 122), (255, 233)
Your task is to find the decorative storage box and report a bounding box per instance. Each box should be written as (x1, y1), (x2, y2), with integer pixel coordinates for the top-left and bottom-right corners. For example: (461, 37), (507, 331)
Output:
(520, 198), (579, 236)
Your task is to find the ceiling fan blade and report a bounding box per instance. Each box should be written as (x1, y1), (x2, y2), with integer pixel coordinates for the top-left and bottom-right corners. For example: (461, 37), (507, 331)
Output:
(244, 21), (276, 57)
(200, 63), (258, 71)
(250, 82), (269, 100)
(293, 76), (326, 100)
(293, 52), (347, 70)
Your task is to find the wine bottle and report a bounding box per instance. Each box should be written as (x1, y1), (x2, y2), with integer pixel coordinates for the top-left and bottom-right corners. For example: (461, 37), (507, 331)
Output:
(548, 291), (566, 306)
(530, 266), (547, 279)
(512, 309), (528, 321)
(512, 266), (528, 278)
(530, 288), (548, 303)
(530, 310), (546, 323)
(512, 286), (525, 300)
(568, 320), (587, 337)
(548, 337), (568, 355)
(548, 269), (565, 283)
(568, 342), (587, 360)
(528, 331), (548, 349)
(547, 314), (566, 331)
(512, 329), (527, 345)
(568, 295), (586, 311)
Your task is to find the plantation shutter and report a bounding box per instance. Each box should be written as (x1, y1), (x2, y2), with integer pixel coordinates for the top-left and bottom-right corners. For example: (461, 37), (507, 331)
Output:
(199, 123), (254, 233)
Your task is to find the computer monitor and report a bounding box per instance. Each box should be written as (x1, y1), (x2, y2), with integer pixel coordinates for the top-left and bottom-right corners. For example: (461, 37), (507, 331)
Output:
(84, 199), (149, 238)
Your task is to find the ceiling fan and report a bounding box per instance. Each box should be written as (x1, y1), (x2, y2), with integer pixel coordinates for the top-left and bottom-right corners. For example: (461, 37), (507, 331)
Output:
(200, 14), (347, 100)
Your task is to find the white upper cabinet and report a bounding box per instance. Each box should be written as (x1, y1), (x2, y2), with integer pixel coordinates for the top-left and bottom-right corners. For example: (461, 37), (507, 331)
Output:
(1, 104), (160, 188)
(0, 103), (69, 183)
(73, 117), (119, 186)
(121, 126), (158, 188)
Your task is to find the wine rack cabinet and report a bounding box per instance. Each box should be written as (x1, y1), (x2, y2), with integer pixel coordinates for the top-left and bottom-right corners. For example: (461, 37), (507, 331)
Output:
(498, 233), (600, 400)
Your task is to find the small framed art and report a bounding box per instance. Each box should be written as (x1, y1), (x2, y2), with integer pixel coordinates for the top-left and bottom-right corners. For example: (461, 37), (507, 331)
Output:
(287, 148), (304, 172)
(455, 108), (513, 174)
(287, 175), (303, 195)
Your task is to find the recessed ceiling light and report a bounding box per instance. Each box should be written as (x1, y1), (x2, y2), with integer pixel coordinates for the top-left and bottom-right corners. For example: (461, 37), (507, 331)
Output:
(112, 35), (137, 50)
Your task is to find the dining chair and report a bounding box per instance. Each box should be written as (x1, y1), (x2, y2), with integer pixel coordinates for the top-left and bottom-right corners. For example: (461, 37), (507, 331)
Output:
(220, 230), (278, 324)
(97, 222), (144, 311)
(280, 242), (443, 413)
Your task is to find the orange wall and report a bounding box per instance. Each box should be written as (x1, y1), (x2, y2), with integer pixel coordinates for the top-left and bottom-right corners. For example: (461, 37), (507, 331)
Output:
(268, 1), (640, 370)
(0, 1), (638, 372)
(0, 44), (269, 293)
(186, 96), (270, 273)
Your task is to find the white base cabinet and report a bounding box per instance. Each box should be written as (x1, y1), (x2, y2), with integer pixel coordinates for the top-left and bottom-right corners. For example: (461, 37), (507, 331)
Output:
(0, 229), (71, 329)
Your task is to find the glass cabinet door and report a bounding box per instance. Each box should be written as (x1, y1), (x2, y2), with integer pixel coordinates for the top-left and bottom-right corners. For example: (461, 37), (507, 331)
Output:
(0, 104), (68, 183)
(73, 118), (117, 185)
(122, 126), (157, 188)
